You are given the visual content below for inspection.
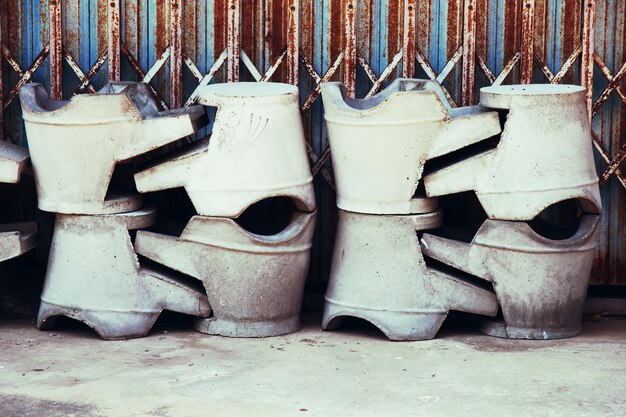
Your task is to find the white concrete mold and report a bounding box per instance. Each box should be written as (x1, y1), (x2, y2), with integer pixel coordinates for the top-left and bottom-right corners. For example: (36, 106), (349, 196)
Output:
(19, 82), (207, 214)
(322, 210), (499, 341)
(37, 207), (211, 340)
(420, 214), (601, 339)
(424, 84), (602, 220)
(134, 210), (317, 338)
(320, 78), (501, 214)
(134, 82), (316, 217)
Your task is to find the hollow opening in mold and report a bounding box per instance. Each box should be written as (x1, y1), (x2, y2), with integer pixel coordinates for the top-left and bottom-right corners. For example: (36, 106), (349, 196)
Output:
(105, 161), (139, 203)
(528, 198), (588, 240)
(234, 197), (298, 236)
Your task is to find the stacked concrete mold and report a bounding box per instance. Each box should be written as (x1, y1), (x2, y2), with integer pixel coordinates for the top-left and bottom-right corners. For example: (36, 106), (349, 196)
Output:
(422, 84), (602, 339)
(19, 82), (211, 340)
(0, 142), (38, 287)
(134, 82), (317, 338)
(320, 79), (502, 341)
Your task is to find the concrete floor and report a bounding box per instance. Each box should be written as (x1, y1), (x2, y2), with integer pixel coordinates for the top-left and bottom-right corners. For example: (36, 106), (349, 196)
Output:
(0, 314), (624, 417)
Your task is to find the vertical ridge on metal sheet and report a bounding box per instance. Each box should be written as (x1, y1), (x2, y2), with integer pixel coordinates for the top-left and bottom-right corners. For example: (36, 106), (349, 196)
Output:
(170, 0), (182, 108)
(581, 0), (595, 123)
(288, 0), (300, 86)
(462, 0), (476, 106)
(227, 0), (240, 82)
(49, 0), (63, 99)
(343, 0), (356, 98)
(108, 0), (121, 81)
(520, 0), (535, 84)
(402, 0), (416, 78)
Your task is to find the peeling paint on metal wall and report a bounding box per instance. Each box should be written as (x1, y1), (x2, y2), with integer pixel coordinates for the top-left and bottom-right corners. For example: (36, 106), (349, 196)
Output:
(1, 0), (625, 285)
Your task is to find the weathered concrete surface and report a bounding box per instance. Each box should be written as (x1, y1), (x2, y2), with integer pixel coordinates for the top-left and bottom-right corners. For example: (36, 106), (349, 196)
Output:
(0, 315), (624, 417)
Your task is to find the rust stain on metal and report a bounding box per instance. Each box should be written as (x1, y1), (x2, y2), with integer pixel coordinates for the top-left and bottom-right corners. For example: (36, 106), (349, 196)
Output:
(5, 45), (50, 109)
(185, 50), (228, 107)
(534, 49), (555, 81)
(214, 0), (228, 75)
(593, 52), (626, 104)
(74, 49), (108, 96)
(551, 44), (582, 84)
(240, 0), (255, 75)
(108, 0), (121, 81)
(402, 0), (416, 77)
(121, 44), (168, 110)
(493, 52), (521, 85)
(2, 45), (24, 76)
(502, 0), (519, 69)
(300, 52), (343, 113)
(561, 0), (581, 85)
(169, 0), (183, 108)
(287, 0), (299, 85)
(520, 0), (534, 84)
(476, 54), (496, 83)
(462, 0), (476, 106)
(49, 0), (63, 99)
(227, 0), (240, 82)
(600, 145), (626, 186)
(593, 61), (626, 117)
(358, 56), (377, 83)
(183, 53), (204, 83)
(592, 131), (626, 188)
(387, 0), (401, 64)
(62, 46), (96, 94)
(343, 0), (356, 98)
(366, 51), (403, 97)
(415, 47), (457, 106)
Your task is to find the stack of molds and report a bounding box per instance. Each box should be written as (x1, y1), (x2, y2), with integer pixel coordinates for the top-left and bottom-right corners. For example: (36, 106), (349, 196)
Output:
(421, 84), (601, 340)
(0, 142), (38, 296)
(133, 82), (317, 338)
(320, 79), (502, 341)
(19, 82), (211, 340)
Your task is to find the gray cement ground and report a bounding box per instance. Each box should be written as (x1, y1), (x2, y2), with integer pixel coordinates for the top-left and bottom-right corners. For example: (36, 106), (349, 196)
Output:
(0, 314), (624, 417)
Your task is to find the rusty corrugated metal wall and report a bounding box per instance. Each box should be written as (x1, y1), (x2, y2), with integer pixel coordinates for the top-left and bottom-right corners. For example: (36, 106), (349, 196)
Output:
(0, 0), (625, 285)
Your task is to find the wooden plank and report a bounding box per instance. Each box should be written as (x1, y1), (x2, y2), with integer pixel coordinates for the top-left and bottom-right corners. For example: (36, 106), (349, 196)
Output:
(520, 0), (535, 84)
(108, 0), (121, 81)
(227, 0), (240, 82)
(402, 0), (416, 77)
(581, 0), (595, 123)
(169, 0), (183, 108)
(49, 0), (63, 99)
(287, 0), (299, 85)
(462, 0), (476, 106)
(343, 0), (356, 98)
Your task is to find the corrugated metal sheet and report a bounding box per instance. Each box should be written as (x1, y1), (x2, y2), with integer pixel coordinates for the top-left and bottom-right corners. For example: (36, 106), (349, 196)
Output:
(1, 0), (625, 285)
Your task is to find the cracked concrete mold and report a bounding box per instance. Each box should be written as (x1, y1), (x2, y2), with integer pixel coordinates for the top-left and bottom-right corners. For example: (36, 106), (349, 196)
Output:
(134, 82), (316, 218)
(19, 82), (207, 214)
(322, 210), (499, 341)
(37, 207), (211, 340)
(320, 78), (501, 215)
(134, 210), (316, 338)
(423, 84), (601, 221)
(420, 214), (601, 339)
